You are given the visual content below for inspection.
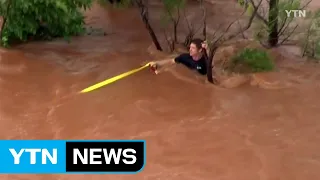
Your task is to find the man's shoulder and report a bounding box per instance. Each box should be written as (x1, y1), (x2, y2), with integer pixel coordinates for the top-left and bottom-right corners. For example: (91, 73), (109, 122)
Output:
(175, 53), (192, 63)
(178, 53), (191, 59)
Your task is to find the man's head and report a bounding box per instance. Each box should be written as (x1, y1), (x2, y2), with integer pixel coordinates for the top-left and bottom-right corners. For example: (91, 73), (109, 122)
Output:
(189, 38), (204, 57)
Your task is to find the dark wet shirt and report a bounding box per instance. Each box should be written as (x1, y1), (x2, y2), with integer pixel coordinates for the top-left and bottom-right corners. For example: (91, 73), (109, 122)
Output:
(174, 53), (207, 75)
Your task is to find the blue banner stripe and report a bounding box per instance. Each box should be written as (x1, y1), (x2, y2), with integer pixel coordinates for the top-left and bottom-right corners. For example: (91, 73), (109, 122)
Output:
(0, 140), (146, 174)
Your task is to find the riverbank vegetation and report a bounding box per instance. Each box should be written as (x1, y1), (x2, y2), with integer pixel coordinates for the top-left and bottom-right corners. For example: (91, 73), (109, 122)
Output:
(0, 0), (319, 82)
(0, 0), (93, 47)
(125, 0), (317, 82)
(228, 48), (274, 73)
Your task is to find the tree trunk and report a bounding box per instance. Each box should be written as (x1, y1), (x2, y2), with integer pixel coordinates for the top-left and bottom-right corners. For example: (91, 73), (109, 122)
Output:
(136, 0), (162, 51)
(268, 0), (278, 47)
(173, 23), (178, 42)
(202, 20), (206, 39)
(0, 17), (6, 41)
(108, 0), (120, 4)
(200, 0), (206, 39)
(141, 16), (162, 51)
(0, 0), (12, 45)
(205, 46), (218, 84)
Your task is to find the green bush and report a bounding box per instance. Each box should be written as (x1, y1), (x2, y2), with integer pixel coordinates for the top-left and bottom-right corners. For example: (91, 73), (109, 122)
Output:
(300, 9), (320, 61)
(228, 48), (274, 73)
(0, 0), (93, 47)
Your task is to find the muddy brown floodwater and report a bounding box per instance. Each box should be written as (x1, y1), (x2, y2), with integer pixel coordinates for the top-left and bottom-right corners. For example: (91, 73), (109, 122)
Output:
(1, 1), (320, 180)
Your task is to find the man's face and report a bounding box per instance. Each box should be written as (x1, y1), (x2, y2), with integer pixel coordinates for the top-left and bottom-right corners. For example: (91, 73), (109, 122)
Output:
(189, 43), (201, 57)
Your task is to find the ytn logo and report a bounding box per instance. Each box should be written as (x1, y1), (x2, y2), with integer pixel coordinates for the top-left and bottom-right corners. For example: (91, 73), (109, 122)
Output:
(9, 148), (57, 164)
(285, 10), (306, 18)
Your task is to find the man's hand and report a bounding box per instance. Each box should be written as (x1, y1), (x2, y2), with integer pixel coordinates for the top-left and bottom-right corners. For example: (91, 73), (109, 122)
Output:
(147, 58), (175, 74)
(149, 62), (159, 74)
(201, 40), (208, 49)
(201, 40), (210, 55)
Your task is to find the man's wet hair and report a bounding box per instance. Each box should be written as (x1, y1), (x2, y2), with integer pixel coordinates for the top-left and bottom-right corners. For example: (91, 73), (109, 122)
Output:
(190, 38), (204, 50)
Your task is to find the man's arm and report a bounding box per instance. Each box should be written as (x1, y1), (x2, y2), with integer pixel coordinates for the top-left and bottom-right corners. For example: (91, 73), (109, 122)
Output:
(150, 53), (186, 67)
(150, 58), (175, 67)
(149, 58), (176, 74)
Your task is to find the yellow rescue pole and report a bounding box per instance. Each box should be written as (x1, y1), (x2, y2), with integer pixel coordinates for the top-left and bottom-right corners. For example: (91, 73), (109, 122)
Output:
(79, 62), (152, 93)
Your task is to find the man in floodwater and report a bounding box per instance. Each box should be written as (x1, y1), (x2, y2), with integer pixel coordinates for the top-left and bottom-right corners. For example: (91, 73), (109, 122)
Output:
(150, 38), (209, 75)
